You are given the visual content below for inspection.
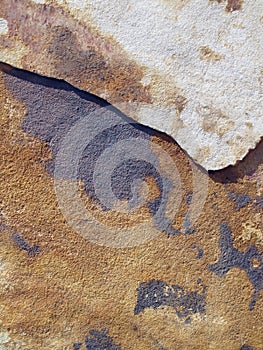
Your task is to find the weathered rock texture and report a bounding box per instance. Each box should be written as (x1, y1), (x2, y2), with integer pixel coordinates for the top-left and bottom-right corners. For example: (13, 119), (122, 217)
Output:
(0, 63), (263, 349)
(0, 1), (263, 349)
(0, 0), (263, 169)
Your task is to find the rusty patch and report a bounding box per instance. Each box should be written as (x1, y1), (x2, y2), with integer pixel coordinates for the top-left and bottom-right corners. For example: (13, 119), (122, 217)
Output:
(199, 46), (225, 62)
(225, 0), (244, 12)
(211, 0), (244, 12)
(79, 180), (154, 229)
(0, 0), (151, 105)
(46, 25), (150, 104)
(1, 56), (263, 350)
(174, 94), (188, 113)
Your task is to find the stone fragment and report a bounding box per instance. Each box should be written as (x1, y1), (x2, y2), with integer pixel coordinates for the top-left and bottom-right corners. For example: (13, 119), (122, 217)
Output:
(0, 0), (262, 169)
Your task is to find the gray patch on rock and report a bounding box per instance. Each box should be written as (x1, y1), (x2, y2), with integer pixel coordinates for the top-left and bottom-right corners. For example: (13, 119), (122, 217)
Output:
(134, 279), (206, 320)
(85, 329), (121, 350)
(240, 345), (255, 350)
(209, 223), (263, 310)
(228, 192), (252, 210)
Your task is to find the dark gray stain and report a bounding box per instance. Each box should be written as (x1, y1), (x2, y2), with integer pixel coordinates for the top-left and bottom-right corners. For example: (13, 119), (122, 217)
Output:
(0, 64), (186, 237)
(85, 329), (121, 350)
(0, 221), (10, 232)
(182, 193), (195, 235)
(240, 345), (255, 350)
(192, 245), (204, 259)
(208, 223), (263, 310)
(165, 225), (181, 237)
(228, 192), (252, 210)
(79, 126), (158, 213)
(134, 279), (207, 320)
(228, 192), (263, 212)
(73, 343), (83, 350)
(11, 233), (40, 256)
(0, 221), (40, 256)
(186, 192), (193, 206)
(0, 63), (108, 163)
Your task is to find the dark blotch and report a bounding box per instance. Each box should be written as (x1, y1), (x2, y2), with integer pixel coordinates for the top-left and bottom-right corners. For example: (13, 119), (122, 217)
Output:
(134, 279), (207, 319)
(186, 192), (193, 206)
(226, 0), (243, 11)
(79, 124), (152, 203)
(208, 223), (263, 310)
(11, 233), (40, 256)
(1, 222), (40, 256)
(210, 0), (243, 12)
(85, 328), (121, 350)
(0, 64), (183, 237)
(228, 192), (252, 210)
(192, 245), (204, 259)
(111, 158), (162, 216)
(240, 345), (255, 350)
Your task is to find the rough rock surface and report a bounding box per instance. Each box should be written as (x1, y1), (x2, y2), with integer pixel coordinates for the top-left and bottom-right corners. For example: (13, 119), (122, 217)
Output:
(0, 0), (263, 170)
(0, 63), (263, 349)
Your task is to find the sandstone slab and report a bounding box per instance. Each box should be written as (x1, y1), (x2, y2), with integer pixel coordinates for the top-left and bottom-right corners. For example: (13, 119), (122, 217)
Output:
(0, 64), (263, 349)
(0, 0), (263, 169)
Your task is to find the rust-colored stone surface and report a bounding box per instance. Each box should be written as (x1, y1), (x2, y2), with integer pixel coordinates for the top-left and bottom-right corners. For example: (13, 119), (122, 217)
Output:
(0, 64), (262, 349)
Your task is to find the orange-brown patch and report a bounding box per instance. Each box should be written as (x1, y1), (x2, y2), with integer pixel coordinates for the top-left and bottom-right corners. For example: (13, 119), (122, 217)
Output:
(0, 69), (263, 349)
(79, 180), (153, 229)
(0, 0), (151, 105)
(210, 0), (244, 12)
(199, 46), (225, 62)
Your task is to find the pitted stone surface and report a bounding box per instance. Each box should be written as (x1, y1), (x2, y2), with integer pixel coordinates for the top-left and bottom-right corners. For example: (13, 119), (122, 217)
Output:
(0, 64), (262, 349)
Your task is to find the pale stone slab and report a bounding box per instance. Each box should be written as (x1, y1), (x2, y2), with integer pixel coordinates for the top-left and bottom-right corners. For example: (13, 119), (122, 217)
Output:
(0, 0), (262, 169)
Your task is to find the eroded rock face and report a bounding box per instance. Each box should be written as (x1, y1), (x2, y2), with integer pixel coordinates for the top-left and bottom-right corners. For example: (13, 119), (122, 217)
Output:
(0, 2), (263, 349)
(0, 0), (262, 170)
(0, 62), (263, 350)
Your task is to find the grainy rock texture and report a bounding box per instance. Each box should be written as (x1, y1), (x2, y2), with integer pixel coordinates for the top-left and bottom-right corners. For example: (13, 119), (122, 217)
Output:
(0, 1), (263, 348)
(0, 0), (263, 169)
(0, 64), (262, 349)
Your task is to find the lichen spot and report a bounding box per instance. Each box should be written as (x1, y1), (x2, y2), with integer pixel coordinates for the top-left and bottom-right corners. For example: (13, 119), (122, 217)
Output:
(0, 18), (8, 35)
(199, 46), (225, 62)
